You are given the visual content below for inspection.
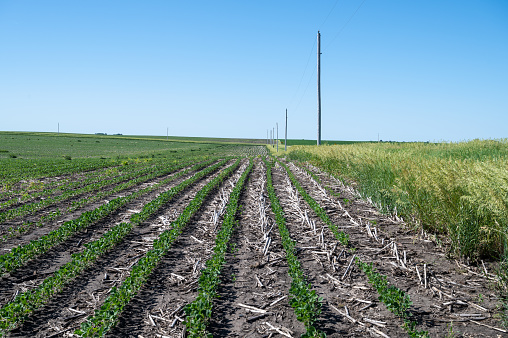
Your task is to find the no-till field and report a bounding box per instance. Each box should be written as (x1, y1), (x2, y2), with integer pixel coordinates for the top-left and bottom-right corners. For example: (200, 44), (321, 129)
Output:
(0, 155), (505, 337)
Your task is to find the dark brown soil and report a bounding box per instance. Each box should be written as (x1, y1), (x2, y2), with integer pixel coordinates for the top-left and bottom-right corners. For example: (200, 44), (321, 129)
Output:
(0, 163), (197, 249)
(1, 157), (506, 337)
(207, 160), (306, 337)
(106, 159), (249, 338)
(0, 163), (210, 308)
(285, 161), (505, 337)
(0, 164), (176, 239)
(7, 160), (238, 337)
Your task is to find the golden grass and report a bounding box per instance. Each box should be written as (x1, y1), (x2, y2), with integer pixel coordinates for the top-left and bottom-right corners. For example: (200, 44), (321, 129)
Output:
(288, 140), (508, 259)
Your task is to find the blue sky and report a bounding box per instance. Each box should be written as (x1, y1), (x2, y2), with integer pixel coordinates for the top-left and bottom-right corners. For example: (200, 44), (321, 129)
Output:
(1, 1), (507, 142)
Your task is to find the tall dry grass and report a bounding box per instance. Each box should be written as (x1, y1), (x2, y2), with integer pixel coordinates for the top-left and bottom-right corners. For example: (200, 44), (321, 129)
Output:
(288, 140), (508, 260)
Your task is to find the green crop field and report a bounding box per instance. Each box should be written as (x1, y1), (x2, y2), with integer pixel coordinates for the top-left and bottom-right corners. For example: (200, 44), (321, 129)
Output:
(0, 131), (266, 160)
(0, 131), (506, 337)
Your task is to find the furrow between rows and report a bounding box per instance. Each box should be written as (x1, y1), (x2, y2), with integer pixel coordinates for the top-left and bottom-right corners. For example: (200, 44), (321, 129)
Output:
(207, 159), (305, 337)
(106, 159), (250, 337)
(0, 159), (234, 337)
(285, 160), (505, 336)
(271, 161), (406, 337)
(0, 159), (220, 307)
(75, 158), (243, 337)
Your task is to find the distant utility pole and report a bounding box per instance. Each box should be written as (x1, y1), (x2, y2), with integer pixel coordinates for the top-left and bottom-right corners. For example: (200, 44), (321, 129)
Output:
(285, 109), (288, 152)
(276, 123), (278, 152)
(270, 130), (272, 147)
(272, 127), (275, 148)
(317, 30), (322, 146)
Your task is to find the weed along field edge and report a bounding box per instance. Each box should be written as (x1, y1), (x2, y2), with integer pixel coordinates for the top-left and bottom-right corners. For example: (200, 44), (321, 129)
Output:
(0, 133), (506, 337)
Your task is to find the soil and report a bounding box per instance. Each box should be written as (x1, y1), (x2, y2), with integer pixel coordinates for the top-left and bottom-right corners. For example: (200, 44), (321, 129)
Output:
(282, 161), (505, 337)
(207, 160), (306, 337)
(0, 157), (505, 337)
(0, 162), (203, 248)
(0, 163), (175, 239)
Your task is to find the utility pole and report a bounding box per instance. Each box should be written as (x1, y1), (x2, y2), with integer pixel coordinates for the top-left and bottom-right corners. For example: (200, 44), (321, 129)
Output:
(276, 123), (278, 152)
(285, 109), (288, 152)
(317, 31), (322, 146)
(272, 127), (275, 148)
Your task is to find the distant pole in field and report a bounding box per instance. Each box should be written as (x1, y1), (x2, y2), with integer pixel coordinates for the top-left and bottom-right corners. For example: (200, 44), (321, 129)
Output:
(285, 109), (288, 152)
(270, 130), (272, 147)
(317, 31), (321, 146)
(276, 123), (278, 152)
(272, 127), (275, 148)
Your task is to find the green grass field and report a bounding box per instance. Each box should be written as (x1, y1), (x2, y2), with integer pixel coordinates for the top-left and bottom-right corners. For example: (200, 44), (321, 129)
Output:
(0, 131), (265, 160)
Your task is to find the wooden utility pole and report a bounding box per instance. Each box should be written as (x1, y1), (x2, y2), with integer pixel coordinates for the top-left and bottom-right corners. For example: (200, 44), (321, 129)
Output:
(276, 123), (278, 152)
(317, 31), (322, 146)
(285, 109), (288, 151)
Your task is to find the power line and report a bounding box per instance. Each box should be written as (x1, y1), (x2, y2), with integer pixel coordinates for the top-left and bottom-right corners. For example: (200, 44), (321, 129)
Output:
(319, 0), (341, 29)
(288, 0), (341, 111)
(287, 37), (316, 109)
(294, 66), (316, 113)
(287, 0), (367, 121)
(324, 0), (367, 52)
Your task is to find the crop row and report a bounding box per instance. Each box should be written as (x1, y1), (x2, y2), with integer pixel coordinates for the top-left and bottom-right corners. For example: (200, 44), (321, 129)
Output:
(287, 140), (508, 259)
(294, 162), (342, 199)
(0, 157), (234, 336)
(75, 158), (243, 337)
(0, 158), (217, 276)
(184, 159), (253, 337)
(263, 158), (325, 338)
(0, 157), (172, 204)
(282, 160), (429, 337)
(356, 259), (429, 338)
(0, 159), (157, 211)
(1, 156), (211, 240)
(0, 157), (124, 189)
(277, 160), (349, 246)
(61, 157), (210, 217)
(0, 158), (186, 223)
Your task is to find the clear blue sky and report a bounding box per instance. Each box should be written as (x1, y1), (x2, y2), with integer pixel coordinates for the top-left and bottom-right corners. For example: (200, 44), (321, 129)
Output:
(1, 1), (507, 142)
